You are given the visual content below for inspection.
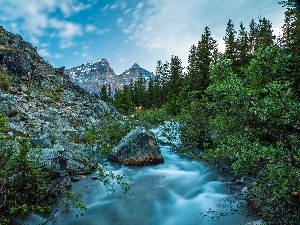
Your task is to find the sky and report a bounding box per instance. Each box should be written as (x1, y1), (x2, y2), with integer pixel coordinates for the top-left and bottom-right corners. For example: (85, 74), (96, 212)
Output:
(0, 0), (286, 74)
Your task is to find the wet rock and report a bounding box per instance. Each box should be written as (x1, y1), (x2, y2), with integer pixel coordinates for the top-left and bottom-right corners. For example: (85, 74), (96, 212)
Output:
(246, 220), (264, 225)
(108, 126), (164, 166)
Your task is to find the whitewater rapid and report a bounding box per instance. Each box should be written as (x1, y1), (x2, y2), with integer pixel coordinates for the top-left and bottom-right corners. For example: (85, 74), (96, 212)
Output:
(15, 125), (259, 225)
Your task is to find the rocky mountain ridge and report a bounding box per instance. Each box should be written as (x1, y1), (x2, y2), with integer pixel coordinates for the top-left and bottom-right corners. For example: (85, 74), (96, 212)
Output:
(65, 59), (154, 94)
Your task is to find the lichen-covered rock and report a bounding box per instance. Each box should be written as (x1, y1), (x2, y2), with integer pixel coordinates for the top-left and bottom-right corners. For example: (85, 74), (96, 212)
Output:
(108, 126), (164, 166)
(0, 26), (118, 198)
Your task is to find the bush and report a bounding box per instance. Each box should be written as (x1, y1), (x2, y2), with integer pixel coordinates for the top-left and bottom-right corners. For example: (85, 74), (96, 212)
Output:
(0, 73), (12, 91)
(0, 136), (53, 224)
(134, 108), (169, 129)
(179, 46), (300, 224)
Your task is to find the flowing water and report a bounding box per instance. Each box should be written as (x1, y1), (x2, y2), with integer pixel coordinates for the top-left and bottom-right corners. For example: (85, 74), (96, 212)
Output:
(15, 127), (259, 225)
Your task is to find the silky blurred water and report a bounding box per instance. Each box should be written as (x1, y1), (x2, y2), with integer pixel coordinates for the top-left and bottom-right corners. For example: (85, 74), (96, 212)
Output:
(14, 126), (259, 225)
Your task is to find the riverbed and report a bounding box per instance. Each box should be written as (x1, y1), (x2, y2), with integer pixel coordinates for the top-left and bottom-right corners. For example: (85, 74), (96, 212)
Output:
(15, 126), (259, 225)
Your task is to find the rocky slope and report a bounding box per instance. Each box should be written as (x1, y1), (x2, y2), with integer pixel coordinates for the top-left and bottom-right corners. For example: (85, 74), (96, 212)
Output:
(0, 25), (118, 196)
(65, 60), (154, 94)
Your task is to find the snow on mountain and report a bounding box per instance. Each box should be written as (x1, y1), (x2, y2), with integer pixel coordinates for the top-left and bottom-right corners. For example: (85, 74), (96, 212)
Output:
(65, 59), (154, 95)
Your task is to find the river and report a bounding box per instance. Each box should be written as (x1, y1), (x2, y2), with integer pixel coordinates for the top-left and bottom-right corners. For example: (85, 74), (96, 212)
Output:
(15, 125), (259, 225)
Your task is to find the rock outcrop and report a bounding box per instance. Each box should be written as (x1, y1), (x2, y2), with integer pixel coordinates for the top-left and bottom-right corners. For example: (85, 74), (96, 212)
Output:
(0, 26), (117, 196)
(108, 126), (164, 166)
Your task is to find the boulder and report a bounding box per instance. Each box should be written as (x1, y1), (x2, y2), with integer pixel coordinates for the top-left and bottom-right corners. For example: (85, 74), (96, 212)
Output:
(108, 126), (164, 166)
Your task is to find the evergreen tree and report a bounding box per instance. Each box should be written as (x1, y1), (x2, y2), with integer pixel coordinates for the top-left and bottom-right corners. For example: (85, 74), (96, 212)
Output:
(155, 60), (170, 105)
(107, 84), (112, 100)
(223, 19), (237, 61)
(257, 17), (276, 46)
(114, 85), (134, 115)
(134, 74), (146, 107)
(249, 17), (275, 52)
(100, 84), (108, 101)
(129, 79), (136, 105)
(167, 55), (183, 100)
(146, 78), (154, 109)
(249, 19), (258, 52)
(165, 55), (184, 115)
(153, 72), (162, 108)
(280, 0), (300, 93)
(185, 26), (218, 99)
(235, 22), (251, 70)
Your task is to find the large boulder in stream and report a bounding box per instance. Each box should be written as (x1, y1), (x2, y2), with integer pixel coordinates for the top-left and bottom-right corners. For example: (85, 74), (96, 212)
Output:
(108, 126), (164, 166)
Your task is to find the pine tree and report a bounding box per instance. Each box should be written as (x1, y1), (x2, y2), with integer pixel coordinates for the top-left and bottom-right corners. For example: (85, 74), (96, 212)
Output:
(235, 22), (251, 70)
(153, 72), (162, 108)
(146, 78), (154, 109)
(280, 0), (300, 93)
(223, 19), (237, 61)
(186, 26), (218, 99)
(134, 74), (146, 107)
(167, 56), (183, 100)
(129, 79), (136, 105)
(114, 85), (134, 115)
(249, 18), (275, 52)
(107, 84), (112, 101)
(249, 19), (258, 52)
(166, 56), (184, 115)
(257, 17), (276, 46)
(155, 60), (170, 105)
(100, 84), (108, 101)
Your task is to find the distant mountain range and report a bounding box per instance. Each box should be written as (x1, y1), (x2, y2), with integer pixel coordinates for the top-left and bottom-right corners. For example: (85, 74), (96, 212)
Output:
(65, 59), (154, 94)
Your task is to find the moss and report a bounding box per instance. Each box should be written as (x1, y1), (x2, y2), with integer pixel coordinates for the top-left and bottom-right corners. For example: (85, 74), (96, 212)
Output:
(39, 85), (64, 101)
(0, 73), (12, 91)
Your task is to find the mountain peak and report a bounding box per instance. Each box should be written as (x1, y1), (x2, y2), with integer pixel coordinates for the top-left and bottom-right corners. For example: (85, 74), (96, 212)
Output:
(132, 63), (140, 67)
(65, 59), (154, 94)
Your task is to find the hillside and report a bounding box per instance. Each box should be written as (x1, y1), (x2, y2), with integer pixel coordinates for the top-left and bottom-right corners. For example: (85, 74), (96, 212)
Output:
(0, 26), (120, 222)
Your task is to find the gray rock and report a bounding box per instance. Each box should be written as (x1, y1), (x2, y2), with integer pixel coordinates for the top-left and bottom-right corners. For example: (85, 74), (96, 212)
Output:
(246, 220), (264, 225)
(0, 25), (120, 199)
(108, 126), (164, 166)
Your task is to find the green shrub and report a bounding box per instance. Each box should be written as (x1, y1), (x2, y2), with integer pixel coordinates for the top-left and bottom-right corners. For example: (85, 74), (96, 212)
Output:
(0, 73), (12, 91)
(134, 108), (169, 129)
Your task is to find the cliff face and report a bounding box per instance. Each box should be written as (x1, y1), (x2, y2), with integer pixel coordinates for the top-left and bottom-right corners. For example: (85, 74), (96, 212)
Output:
(0, 26), (118, 199)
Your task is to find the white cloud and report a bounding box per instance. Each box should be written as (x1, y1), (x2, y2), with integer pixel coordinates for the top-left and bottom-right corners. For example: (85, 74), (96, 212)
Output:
(120, 2), (127, 10)
(49, 19), (83, 39)
(81, 52), (92, 60)
(59, 39), (76, 49)
(58, 1), (91, 17)
(119, 0), (285, 67)
(86, 25), (97, 33)
(39, 48), (62, 58)
(0, 0), (90, 50)
(30, 36), (40, 46)
(110, 4), (118, 10)
(117, 53), (126, 63)
(97, 28), (110, 35)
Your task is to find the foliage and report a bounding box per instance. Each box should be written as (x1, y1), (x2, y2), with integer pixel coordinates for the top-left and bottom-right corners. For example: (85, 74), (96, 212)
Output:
(113, 85), (135, 115)
(134, 108), (170, 129)
(0, 137), (52, 224)
(179, 44), (299, 224)
(83, 114), (133, 154)
(100, 84), (108, 101)
(96, 163), (133, 195)
(0, 73), (12, 91)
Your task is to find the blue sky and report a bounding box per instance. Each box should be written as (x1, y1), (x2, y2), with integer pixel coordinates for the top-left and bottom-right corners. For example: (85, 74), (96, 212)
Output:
(0, 0), (286, 74)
